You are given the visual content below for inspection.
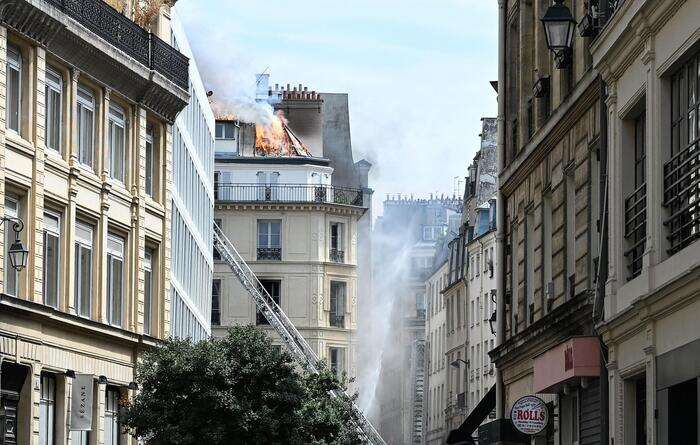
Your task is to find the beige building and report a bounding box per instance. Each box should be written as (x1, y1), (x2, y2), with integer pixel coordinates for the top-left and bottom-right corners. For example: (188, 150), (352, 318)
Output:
(0, 0), (189, 443)
(212, 81), (372, 392)
(424, 246), (448, 445)
(592, 0), (700, 443)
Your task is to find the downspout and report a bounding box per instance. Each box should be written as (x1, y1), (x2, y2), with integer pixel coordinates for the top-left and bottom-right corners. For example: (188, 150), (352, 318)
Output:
(495, 0), (507, 420)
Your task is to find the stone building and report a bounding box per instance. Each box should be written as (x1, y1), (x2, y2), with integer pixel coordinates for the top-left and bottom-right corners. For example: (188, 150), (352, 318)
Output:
(211, 81), (372, 395)
(591, 0), (700, 443)
(0, 0), (189, 443)
(485, 0), (607, 443)
(424, 242), (449, 445)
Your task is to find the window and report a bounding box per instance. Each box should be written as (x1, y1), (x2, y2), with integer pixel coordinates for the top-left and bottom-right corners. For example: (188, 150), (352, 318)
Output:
(476, 253), (481, 276)
(510, 227), (519, 335)
(329, 347), (345, 378)
(6, 44), (21, 132)
(543, 193), (553, 312)
(45, 67), (62, 152)
(5, 196), (20, 296)
(77, 87), (95, 167)
(475, 296), (480, 325)
(106, 235), (125, 327)
(215, 121), (237, 139)
(108, 104), (126, 183)
(143, 249), (153, 335)
(257, 280), (280, 325)
(211, 279), (221, 326)
(70, 432), (89, 445)
(257, 220), (281, 260)
(105, 387), (121, 445)
(74, 222), (93, 317)
(145, 125), (155, 197)
(43, 212), (61, 308)
(213, 218), (222, 260)
(39, 373), (56, 445)
(526, 211), (535, 325)
(561, 390), (580, 445)
(566, 172), (576, 298)
(330, 281), (346, 328)
(330, 222), (345, 263)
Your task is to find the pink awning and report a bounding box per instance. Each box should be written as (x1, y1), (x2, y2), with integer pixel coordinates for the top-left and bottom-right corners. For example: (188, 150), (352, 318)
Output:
(533, 336), (600, 394)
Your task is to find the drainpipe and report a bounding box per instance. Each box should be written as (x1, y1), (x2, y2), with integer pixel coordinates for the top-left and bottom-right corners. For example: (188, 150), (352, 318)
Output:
(495, 0), (507, 421)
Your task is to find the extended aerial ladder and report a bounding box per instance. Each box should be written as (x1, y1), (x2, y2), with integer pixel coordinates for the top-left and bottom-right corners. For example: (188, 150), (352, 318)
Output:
(213, 222), (386, 445)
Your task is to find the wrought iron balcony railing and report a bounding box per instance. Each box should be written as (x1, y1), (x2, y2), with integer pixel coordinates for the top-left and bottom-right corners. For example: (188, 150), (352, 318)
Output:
(329, 314), (345, 328)
(624, 183), (646, 280)
(257, 247), (281, 261)
(44, 0), (189, 89)
(664, 142), (700, 255)
(329, 248), (345, 263)
(215, 183), (365, 207)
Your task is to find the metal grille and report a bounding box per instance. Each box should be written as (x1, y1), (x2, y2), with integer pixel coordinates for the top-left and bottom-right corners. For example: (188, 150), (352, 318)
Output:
(664, 142), (700, 254)
(256, 247), (281, 261)
(624, 183), (646, 279)
(45, 0), (189, 89)
(216, 183), (364, 207)
(329, 248), (345, 263)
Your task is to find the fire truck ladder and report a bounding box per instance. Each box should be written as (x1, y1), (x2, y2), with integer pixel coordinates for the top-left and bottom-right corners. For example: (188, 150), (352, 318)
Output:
(213, 222), (386, 445)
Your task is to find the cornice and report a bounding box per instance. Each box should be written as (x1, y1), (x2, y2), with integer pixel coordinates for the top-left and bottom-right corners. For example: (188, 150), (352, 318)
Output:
(215, 202), (367, 216)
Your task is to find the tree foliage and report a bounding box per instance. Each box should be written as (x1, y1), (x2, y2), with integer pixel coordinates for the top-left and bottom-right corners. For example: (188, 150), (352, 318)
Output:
(121, 326), (363, 445)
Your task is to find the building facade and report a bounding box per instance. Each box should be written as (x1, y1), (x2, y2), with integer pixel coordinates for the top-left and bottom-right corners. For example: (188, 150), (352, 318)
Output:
(211, 82), (372, 396)
(592, 1), (700, 443)
(169, 8), (215, 342)
(424, 250), (448, 445)
(0, 0), (189, 443)
(485, 0), (607, 444)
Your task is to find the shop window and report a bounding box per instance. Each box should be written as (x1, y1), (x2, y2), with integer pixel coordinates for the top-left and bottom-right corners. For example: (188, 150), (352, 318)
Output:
(668, 378), (697, 444)
(39, 373), (56, 445)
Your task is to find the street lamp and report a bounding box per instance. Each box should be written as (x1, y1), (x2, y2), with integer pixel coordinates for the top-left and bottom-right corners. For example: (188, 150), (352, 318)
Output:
(450, 358), (469, 369)
(1, 216), (28, 271)
(541, 0), (577, 68)
(489, 310), (497, 335)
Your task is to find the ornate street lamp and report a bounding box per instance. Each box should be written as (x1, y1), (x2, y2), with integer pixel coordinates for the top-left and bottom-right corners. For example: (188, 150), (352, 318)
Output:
(489, 310), (497, 335)
(1, 216), (28, 271)
(541, 0), (577, 68)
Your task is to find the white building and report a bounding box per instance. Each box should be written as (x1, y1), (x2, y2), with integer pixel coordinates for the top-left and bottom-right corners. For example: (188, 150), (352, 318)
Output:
(168, 9), (215, 341)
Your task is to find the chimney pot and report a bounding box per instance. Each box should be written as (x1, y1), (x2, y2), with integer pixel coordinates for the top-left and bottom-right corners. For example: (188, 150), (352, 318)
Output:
(298, 83), (302, 91)
(304, 86), (308, 92)
(287, 83), (291, 91)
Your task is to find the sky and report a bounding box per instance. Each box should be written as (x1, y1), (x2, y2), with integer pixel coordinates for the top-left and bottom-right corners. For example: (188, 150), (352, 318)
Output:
(175, 0), (499, 217)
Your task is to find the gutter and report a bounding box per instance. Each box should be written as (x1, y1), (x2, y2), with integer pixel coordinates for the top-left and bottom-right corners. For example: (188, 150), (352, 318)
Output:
(495, 0), (507, 421)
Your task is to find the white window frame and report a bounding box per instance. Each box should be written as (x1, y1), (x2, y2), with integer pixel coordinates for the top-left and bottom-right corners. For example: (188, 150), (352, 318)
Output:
(108, 103), (126, 183)
(6, 44), (21, 133)
(104, 386), (121, 445)
(43, 211), (61, 308)
(75, 222), (93, 318)
(77, 87), (95, 167)
(45, 67), (63, 153)
(39, 373), (56, 445)
(330, 222), (345, 251)
(143, 248), (153, 335)
(257, 220), (281, 248)
(145, 125), (155, 197)
(329, 346), (345, 378)
(106, 235), (125, 327)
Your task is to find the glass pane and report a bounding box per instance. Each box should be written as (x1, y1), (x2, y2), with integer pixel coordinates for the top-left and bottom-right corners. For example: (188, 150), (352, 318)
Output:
(690, 61), (697, 107)
(7, 67), (20, 132)
(690, 109), (697, 143)
(144, 269), (152, 334)
(80, 247), (92, 317)
(114, 126), (125, 181)
(145, 140), (153, 196)
(44, 232), (59, 308)
(111, 258), (123, 326)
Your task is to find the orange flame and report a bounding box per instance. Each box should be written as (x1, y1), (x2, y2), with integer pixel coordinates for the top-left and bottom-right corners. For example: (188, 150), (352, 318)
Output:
(254, 111), (311, 157)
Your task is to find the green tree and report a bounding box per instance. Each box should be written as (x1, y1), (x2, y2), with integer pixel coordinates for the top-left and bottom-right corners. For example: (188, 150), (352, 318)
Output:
(121, 325), (363, 445)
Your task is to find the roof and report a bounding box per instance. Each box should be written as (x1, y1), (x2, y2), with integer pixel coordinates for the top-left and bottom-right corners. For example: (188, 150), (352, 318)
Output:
(255, 119), (313, 157)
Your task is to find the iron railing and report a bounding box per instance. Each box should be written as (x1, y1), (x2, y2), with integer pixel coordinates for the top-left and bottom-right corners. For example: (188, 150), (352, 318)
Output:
(257, 247), (281, 261)
(664, 142), (700, 255)
(329, 248), (345, 263)
(624, 183), (646, 279)
(215, 183), (365, 207)
(45, 0), (189, 89)
(329, 314), (345, 328)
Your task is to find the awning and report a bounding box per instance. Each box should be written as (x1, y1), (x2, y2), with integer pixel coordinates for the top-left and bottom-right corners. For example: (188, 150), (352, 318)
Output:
(446, 385), (496, 444)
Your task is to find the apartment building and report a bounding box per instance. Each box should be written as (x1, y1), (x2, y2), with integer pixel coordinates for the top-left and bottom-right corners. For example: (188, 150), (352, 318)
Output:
(211, 81), (372, 395)
(591, 1), (700, 443)
(483, 0), (607, 443)
(0, 0), (189, 443)
(169, 8), (215, 342)
(424, 247), (448, 445)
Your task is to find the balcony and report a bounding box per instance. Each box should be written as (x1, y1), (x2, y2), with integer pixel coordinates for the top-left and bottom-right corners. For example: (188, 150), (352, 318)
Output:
(215, 183), (365, 207)
(329, 314), (345, 328)
(624, 183), (646, 280)
(329, 248), (345, 263)
(257, 247), (281, 261)
(664, 142), (700, 255)
(8, 0), (188, 119)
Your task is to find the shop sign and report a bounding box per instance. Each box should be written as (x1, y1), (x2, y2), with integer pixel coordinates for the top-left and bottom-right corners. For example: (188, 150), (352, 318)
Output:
(510, 395), (548, 435)
(70, 374), (94, 430)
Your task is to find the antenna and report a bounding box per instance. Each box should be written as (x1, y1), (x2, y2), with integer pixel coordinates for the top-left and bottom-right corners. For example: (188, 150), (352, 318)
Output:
(255, 67), (270, 86)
